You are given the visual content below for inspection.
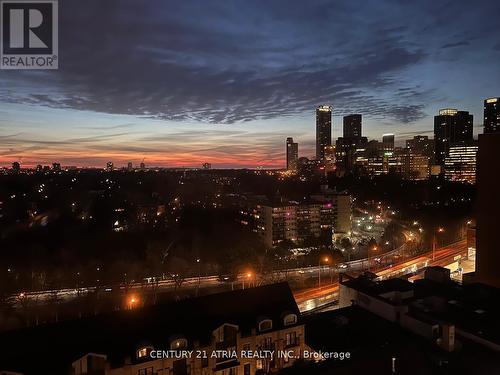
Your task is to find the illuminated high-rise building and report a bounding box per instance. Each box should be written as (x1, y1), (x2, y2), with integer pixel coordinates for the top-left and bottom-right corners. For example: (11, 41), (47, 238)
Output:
(106, 162), (114, 172)
(316, 105), (332, 160)
(444, 142), (478, 184)
(286, 137), (299, 171)
(434, 108), (473, 167)
(343, 114), (362, 138)
(484, 97), (500, 134)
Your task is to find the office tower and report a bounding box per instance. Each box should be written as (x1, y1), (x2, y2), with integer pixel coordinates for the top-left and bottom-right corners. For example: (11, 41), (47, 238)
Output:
(335, 115), (366, 175)
(286, 137), (299, 171)
(382, 134), (395, 152)
(202, 162), (212, 170)
(140, 161), (146, 170)
(476, 133), (500, 287)
(343, 114), (362, 138)
(444, 142), (478, 184)
(35, 164), (43, 173)
(127, 162), (133, 171)
(403, 135), (434, 180)
(106, 162), (114, 172)
(484, 97), (500, 134)
(406, 135), (434, 159)
(434, 109), (473, 166)
(316, 105), (332, 160)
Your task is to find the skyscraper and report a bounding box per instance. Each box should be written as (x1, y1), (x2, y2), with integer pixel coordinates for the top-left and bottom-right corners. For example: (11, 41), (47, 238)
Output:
(444, 142), (478, 184)
(343, 114), (362, 138)
(406, 135), (434, 159)
(316, 105), (332, 160)
(434, 109), (473, 167)
(484, 97), (500, 134)
(286, 137), (298, 171)
(382, 134), (395, 152)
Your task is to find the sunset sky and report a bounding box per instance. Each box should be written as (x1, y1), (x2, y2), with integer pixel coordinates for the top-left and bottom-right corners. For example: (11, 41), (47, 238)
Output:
(1, 0), (500, 168)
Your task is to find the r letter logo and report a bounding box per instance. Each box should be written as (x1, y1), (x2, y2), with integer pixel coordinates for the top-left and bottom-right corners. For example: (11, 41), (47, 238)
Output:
(1, 0), (58, 69)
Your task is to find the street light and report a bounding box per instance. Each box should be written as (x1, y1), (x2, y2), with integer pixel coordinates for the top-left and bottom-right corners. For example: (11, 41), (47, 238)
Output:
(243, 271), (253, 290)
(196, 258), (201, 296)
(433, 227), (445, 261)
(318, 256), (330, 288)
(128, 295), (139, 310)
(369, 246), (378, 271)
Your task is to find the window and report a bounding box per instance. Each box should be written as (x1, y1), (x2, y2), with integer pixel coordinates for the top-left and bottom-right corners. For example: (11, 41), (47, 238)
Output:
(202, 356), (208, 368)
(262, 337), (272, 350)
(258, 319), (272, 332)
(138, 367), (153, 375)
(170, 338), (188, 350)
(256, 360), (263, 370)
(244, 363), (251, 375)
(283, 314), (297, 326)
(137, 347), (149, 359)
(285, 332), (298, 347)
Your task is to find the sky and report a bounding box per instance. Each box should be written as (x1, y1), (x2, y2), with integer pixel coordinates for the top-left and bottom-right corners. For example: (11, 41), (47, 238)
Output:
(1, 0), (500, 168)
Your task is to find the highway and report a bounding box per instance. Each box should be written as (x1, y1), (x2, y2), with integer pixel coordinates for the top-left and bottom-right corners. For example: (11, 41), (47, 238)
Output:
(294, 239), (468, 312)
(9, 237), (468, 315)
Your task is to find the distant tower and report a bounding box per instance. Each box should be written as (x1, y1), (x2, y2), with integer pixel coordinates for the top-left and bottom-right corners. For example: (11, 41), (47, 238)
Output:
(106, 162), (114, 172)
(434, 109), (473, 167)
(127, 162), (133, 171)
(382, 134), (395, 152)
(343, 114), (362, 138)
(286, 137), (298, 171)
(484, 97), (500, 134)
(316, 105), (332, 160)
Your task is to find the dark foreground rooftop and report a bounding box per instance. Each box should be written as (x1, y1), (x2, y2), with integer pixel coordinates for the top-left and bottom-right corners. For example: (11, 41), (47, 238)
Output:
(0, 282), (299, 375)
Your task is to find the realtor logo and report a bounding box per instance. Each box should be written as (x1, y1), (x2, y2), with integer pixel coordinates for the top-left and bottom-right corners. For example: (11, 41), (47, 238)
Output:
(1, 0), (58, 69)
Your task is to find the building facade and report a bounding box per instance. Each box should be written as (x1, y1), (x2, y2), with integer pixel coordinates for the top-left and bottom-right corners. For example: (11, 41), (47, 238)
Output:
(444, 143), (478, 184)
(343, 114), (362, 138)
(434, 109), (473, 167)
(315, 105), (332, 160)
(285, 138), (298, 171)
(484, 97), (500, 134)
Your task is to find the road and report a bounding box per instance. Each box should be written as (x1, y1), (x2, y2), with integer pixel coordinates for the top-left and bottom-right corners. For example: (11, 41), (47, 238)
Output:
(10, 237), (467, 314)
(294, 239), (468, 312)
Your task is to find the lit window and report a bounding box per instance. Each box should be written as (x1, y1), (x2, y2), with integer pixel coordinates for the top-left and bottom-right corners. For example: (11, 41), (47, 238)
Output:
(256, 360), (263, 370)
(137, 347), (148, 358)
(170, 338), (188, 350)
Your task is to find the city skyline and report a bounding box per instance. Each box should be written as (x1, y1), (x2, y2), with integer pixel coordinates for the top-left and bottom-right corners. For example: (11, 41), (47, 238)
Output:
(1, 0), (500, 168)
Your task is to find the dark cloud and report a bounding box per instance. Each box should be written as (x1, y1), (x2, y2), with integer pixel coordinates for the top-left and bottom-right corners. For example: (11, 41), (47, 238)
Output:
(441, 41), (470, 49)
(0, 0), (435, 125)
(1, 0), (499, 129)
